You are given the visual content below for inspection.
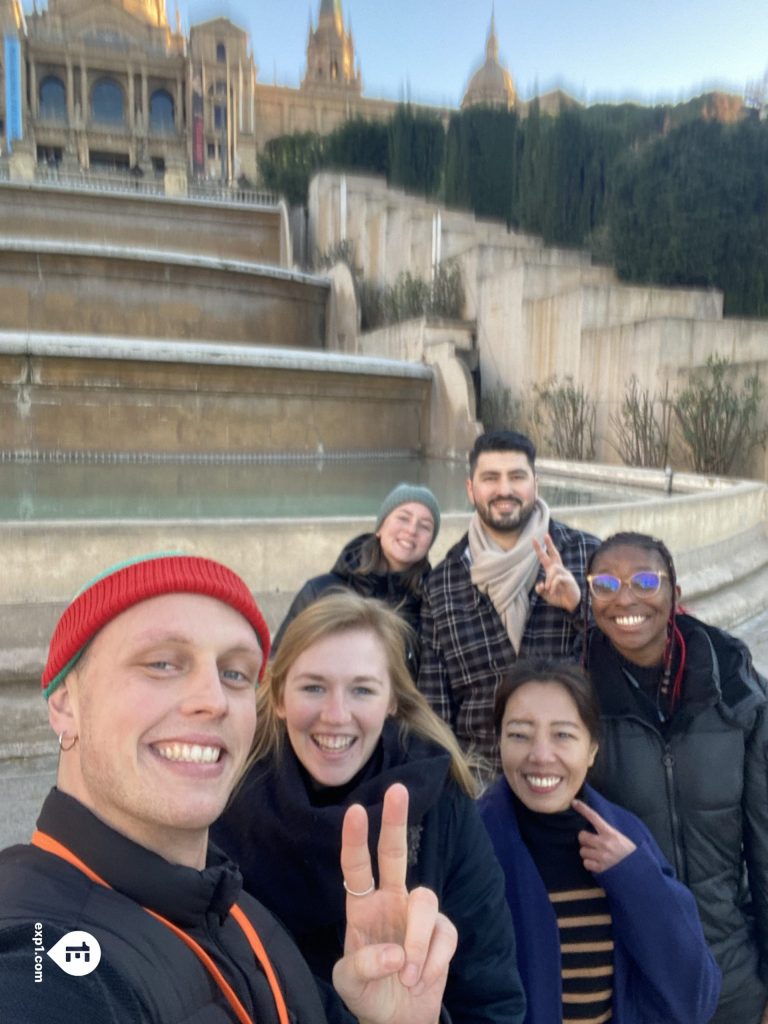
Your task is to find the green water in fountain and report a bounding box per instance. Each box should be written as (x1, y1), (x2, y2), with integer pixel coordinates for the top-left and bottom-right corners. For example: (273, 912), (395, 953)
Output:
(0, 456), (658, 521)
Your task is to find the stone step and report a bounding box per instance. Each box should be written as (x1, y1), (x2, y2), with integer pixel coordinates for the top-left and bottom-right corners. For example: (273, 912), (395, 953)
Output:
(0, 592), (294, 687)
(0, 591), (295, 765)
(677, 523), (768, 630)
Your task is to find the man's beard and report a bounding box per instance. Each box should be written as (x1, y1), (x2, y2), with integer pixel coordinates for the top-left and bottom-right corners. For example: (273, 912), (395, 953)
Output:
(476, 497), (535, 534)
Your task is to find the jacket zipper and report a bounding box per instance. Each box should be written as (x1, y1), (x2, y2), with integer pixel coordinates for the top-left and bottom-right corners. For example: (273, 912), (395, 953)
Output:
(661, 744), (685, 880)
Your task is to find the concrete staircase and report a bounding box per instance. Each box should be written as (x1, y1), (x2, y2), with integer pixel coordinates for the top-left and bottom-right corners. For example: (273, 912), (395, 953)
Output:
(676, 522), (768, 630)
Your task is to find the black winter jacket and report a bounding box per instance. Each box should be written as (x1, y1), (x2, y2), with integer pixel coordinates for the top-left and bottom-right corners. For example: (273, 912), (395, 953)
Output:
(212, 721), (526, 1024)
(0, 788), (327, 1024)
(272, 533), (428, 673)
(587, 614), (768, 1022)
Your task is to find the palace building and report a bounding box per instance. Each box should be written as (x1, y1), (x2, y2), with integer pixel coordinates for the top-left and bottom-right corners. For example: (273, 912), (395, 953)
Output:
(0, 0), (570, 188)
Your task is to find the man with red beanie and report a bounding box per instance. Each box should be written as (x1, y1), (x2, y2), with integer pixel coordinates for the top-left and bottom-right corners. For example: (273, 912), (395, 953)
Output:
(0, 553), (457, 1024)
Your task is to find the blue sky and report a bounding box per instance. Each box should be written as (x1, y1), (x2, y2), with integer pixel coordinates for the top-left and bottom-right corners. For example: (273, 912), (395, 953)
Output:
(22, 1), (768, 109)
(169, 0), (768, 108)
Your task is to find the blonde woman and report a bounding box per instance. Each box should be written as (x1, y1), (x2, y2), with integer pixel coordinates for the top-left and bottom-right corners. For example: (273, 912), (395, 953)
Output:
(212, 591), (524, 1024)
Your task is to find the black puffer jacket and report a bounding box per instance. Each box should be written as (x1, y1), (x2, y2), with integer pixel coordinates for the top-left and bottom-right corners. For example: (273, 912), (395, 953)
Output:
(273, 533), (429, 673)
(0, 789), (326, 1024)
(587, 614), (768, 1023)
(212, 721), (525, 1024)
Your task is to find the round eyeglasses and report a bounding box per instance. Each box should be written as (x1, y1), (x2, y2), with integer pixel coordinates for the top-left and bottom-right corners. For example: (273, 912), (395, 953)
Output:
(587, 571), (669, 600)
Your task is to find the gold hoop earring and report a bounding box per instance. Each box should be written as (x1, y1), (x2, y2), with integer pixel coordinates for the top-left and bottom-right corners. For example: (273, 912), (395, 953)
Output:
(58, 732), (78, 752)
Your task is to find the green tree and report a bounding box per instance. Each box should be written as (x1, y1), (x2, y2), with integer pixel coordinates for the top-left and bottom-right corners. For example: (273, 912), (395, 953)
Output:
(387, 106), (445, 196)
(444, 107), (521, 224)
(607, 119), (768, 316)
(517, 96), (548, 232)
(325, 117), (389, 176)
(534, 109), (625, 246)
(257, 132), (323, 206)
(258, 119), (389, 205)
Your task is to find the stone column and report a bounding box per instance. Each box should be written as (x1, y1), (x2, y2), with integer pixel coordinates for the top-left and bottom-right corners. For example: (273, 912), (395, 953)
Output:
(29, 59), (38, 118)
(250, 68), (255, 134)
(128, 67), (135, 129)
(141, 68), (148, 134)
(80, 63), (88, 123)
(175, 75), (183, 131)
(164, 157), (188, 197)
(66, 60), (74, 122)
(238, 60), (243, 132)
(185, 62), (193, 170)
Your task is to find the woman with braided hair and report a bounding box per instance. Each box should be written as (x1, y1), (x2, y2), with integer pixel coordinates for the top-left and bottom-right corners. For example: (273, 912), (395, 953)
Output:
(584, 531), (768, 1024)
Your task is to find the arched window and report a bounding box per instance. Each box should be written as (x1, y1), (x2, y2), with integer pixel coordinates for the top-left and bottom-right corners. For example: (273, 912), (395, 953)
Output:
(39, 75), (66, 120)
(149, 89), (174, 133)
(91, 77), (124, 124)
(216, 42), (226, 63)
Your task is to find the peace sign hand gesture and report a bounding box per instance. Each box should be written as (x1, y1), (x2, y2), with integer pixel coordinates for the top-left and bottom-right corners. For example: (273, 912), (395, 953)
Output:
(573, 798), (638, 874)
(532, 533), (582, 613)
(332, 783), (458, 1024)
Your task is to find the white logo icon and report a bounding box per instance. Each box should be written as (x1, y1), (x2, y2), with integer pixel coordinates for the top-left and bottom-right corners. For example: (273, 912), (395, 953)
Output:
(47, 931), (102, 976)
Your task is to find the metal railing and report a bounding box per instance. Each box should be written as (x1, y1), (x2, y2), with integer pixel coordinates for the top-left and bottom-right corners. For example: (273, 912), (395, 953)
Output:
(0, 448), (416, 465)
(33, 167), (164, 197)
(188, 182), (279, 206)
(0, 163), (280, 206)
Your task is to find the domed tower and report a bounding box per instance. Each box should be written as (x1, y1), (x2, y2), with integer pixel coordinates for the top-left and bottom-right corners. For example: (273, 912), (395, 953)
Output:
(461, 11), (516, 111)
(302, 0), (361, 94)
(121, 0), (167, 27)
(38, 0), (169, 27)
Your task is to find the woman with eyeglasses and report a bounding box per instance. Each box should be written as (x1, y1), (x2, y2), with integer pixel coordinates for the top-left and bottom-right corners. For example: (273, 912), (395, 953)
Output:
(584, 531), (768, 1024)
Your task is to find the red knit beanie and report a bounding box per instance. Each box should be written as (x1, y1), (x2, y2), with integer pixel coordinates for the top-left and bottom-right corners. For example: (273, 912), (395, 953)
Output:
(42, 553), (270, 699)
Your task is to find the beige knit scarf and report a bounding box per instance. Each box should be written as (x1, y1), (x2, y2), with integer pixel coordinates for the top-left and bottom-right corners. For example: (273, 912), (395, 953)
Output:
(468, 498), (551, 654)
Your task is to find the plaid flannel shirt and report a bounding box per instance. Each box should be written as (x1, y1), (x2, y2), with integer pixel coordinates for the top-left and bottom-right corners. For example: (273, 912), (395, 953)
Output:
(418, 518), (600, 775)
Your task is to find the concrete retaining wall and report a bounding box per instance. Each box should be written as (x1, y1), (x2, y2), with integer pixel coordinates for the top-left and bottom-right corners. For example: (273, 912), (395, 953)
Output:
(0, 181), (286, 265)
(357, 318), (482, 459)
(312, 172), (768, 480)
(0, 243), (329, 346)
(0, 338), (432, 455)
(1, 467), (764, 681)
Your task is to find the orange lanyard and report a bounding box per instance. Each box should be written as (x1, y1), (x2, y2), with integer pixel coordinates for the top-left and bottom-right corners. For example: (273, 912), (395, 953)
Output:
(31, 830), (289, 1024)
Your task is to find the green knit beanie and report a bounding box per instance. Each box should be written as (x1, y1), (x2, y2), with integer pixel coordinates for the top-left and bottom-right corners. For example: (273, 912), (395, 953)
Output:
(374, 483), (440, 543)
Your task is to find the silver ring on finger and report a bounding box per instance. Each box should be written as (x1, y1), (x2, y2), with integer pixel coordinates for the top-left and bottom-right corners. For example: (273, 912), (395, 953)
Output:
(343, 878), (375, 897)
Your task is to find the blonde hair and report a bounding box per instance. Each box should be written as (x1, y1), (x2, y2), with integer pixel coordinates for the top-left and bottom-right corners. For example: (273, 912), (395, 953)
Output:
(251, 590), (478, 797)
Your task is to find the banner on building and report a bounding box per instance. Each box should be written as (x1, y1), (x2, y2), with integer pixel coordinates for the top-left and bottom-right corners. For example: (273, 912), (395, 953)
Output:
(192, 66), (204, 175)
(4, 35), (23, 154)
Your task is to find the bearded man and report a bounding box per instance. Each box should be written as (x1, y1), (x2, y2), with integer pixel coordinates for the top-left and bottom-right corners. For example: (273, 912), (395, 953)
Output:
(418, 431), (600, 775)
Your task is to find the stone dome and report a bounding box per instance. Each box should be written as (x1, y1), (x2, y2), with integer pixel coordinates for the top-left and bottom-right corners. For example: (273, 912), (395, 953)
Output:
(462, 14), (516, 111)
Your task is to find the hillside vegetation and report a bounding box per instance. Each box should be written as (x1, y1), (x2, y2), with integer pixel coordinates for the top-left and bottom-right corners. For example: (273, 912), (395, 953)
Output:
(258, 97), (768, 317)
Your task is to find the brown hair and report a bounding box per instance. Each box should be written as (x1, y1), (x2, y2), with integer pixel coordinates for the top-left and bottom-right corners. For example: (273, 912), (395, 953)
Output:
(493, 659), (601, 744)
(354, 533), (429, 600)
(250, 590), (478, 796)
